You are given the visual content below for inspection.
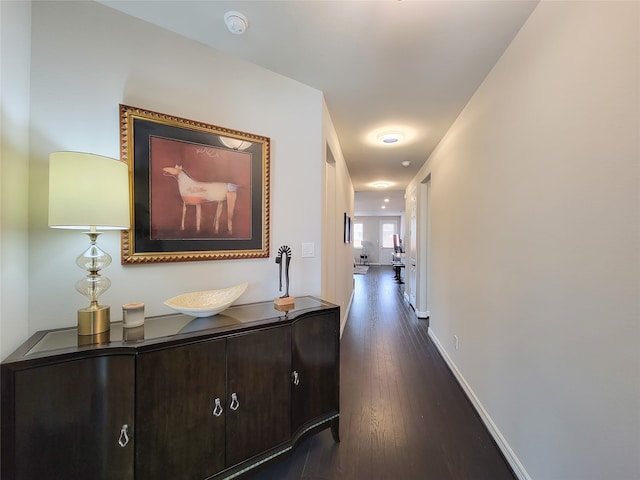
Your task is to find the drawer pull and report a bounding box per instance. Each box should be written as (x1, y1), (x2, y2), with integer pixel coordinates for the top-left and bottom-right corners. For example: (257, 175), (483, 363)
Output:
(230, 392), (240, 411)
(212, 397), (224, 417)
(292, 370), (300, 386)
(118, 424), (129, 447)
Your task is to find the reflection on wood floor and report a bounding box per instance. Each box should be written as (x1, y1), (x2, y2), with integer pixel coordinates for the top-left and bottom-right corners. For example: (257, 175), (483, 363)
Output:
(248, 265), (516, 480)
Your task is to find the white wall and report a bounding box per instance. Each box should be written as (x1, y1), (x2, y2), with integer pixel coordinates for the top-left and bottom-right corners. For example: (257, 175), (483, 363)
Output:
(22, 1), (340, 336)
(322, 99), (355, 328)
(407, 2), (639, 479)
(0, 1), (31, 360)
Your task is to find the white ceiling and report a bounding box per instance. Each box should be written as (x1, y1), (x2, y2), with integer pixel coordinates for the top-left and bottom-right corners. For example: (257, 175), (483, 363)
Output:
(99, 0), (538, 214)
(354, 189), (406, 217)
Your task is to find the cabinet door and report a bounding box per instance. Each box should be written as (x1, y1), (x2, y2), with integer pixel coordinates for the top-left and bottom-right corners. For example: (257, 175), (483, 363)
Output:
(291, 311), (340, 434)
(12, 355), (134, 480)
(136, 339), (226, 480)
(226, 326), (291, 466)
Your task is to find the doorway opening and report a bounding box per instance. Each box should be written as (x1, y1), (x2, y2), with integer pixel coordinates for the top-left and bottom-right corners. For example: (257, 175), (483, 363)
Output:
(417, 174), (431, 318)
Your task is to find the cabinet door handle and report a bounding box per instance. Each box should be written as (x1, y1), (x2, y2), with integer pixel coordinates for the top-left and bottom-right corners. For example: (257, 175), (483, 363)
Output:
(292, 370), (300, 386)
(230, 392), (240, 411)
(212, 397), (224, 417)
(118, 424), (129, 447)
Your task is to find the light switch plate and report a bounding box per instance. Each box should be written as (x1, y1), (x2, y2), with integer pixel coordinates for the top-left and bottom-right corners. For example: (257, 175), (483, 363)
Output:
(301, 242), (315, 258)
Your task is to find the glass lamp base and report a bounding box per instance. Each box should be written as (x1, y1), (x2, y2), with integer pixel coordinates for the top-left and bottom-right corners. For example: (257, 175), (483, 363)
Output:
(77, 304), (110, 336)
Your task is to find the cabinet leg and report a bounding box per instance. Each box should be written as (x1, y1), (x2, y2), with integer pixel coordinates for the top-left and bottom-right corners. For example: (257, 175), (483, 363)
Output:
(331, 417), (340, 443)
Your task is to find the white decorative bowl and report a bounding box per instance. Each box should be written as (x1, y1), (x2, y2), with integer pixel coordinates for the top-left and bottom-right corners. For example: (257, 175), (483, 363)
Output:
(164, 282), (248, 317)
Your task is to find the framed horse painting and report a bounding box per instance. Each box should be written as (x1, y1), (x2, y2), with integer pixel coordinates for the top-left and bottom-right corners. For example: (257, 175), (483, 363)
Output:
(119, 105), (270, 263)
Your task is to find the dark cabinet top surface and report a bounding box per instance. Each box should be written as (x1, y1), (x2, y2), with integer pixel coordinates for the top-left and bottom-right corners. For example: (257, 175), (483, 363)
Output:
(2, 296), (338, 365)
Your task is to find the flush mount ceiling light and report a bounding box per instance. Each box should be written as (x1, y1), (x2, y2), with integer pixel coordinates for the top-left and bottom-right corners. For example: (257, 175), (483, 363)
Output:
(401, 160), (411, 167)
(371, 181), (391, 189)
(377, 132), (404, 145)
(365, 126), (417, 147)
(224, 11), (249, 35)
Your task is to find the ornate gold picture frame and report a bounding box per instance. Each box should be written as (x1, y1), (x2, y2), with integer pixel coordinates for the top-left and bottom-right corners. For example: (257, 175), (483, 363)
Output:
(120, 105), (270, 264)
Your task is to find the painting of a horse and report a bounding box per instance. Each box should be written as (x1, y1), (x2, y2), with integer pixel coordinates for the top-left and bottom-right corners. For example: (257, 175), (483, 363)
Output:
(162, 165), (238, 235)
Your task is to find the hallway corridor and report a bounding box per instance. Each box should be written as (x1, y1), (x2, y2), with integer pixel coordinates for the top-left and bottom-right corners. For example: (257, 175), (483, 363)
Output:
(250, 266), (516, 480)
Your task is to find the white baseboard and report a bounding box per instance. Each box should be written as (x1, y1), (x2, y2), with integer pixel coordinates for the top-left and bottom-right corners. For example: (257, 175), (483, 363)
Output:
(341, 289), (354, 338)
(428, 330), (531, 480)
(403, 292), (429, 318)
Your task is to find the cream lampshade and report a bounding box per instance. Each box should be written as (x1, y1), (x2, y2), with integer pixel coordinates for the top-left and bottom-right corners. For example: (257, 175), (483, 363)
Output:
(48, 152), (130, 339)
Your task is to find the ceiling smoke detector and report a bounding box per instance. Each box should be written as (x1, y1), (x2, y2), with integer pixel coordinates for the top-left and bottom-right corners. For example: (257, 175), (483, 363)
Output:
(224, 11), (248, 35)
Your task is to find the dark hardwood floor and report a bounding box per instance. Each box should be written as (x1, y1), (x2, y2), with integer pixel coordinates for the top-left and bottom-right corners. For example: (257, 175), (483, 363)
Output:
(248, 266), (516, 480)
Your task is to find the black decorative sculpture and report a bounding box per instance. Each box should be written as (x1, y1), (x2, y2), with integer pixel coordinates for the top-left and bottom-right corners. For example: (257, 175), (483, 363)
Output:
(274, 245), (295, 306)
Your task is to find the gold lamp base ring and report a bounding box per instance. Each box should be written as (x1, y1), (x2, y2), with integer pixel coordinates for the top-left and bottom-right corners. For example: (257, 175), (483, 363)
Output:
(77, 304), (110, 336)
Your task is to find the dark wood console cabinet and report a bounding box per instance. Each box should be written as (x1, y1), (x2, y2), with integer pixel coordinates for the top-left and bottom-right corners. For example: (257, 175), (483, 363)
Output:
(1, 297), (340, 480)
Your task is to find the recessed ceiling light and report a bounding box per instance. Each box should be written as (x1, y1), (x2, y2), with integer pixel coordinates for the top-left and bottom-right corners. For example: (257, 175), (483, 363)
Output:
(372, 182), (391, 189)
(224, 11), (249, 35)
(377, 132), (404, 145)
(401, 160), (411, 167)
(381, 205), (386, 209)
(384, 198), (389, 202)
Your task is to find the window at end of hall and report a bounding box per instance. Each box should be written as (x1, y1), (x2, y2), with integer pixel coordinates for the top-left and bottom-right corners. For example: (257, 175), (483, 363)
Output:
(382, 223), (395, 248)
(353, 223), (363, 248)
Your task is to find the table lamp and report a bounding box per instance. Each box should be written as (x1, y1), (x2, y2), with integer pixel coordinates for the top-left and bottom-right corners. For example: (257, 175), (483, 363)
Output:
(48, 152), (130, 337)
